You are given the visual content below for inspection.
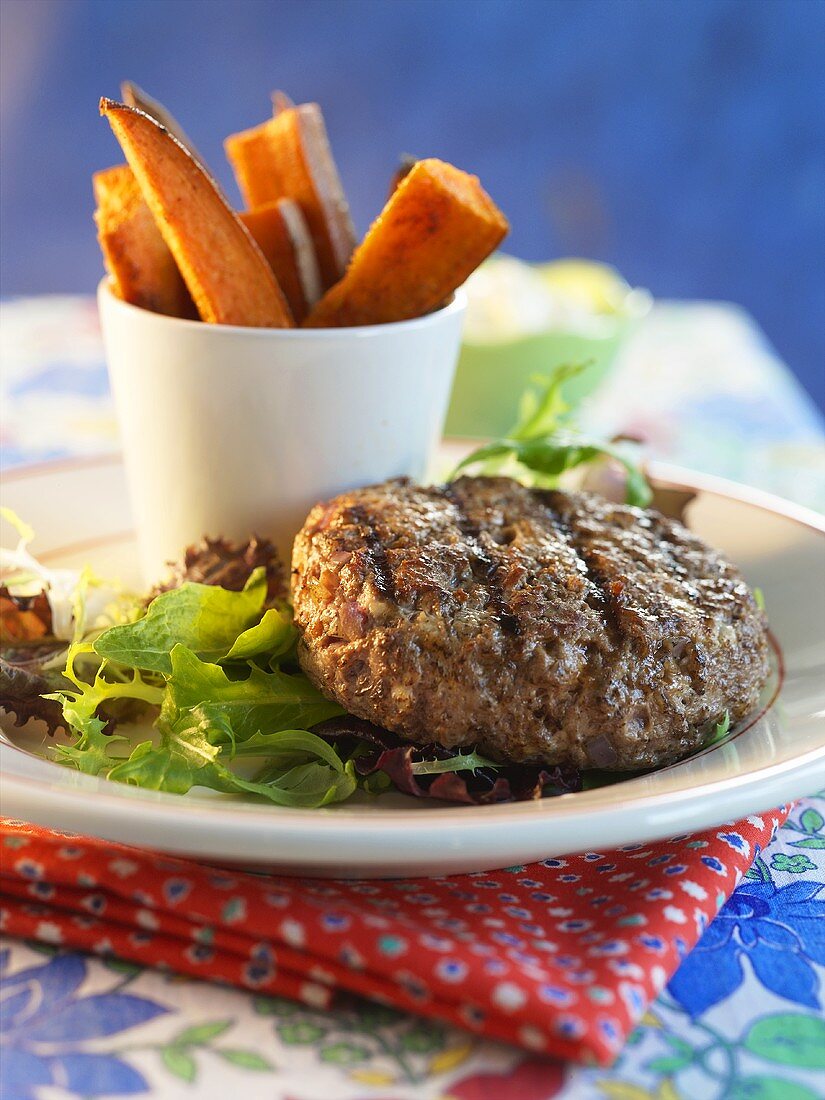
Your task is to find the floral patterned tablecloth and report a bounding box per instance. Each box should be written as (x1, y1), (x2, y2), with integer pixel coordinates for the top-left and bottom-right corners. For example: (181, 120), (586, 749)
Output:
(1, 297), (824, 1100)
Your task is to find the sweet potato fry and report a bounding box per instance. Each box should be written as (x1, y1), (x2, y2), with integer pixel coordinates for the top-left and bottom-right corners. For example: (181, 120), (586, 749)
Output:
(239, 199), (322, 322)
(101, 99), (293, 327)
(224, 101), (356, 289)
(93, 163), (193, 317)
(304, 158), (508, 327)
(120, 80), (203, 165)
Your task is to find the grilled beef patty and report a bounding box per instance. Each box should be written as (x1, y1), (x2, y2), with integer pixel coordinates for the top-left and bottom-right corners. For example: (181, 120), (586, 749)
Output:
(292, 477), (770, 770)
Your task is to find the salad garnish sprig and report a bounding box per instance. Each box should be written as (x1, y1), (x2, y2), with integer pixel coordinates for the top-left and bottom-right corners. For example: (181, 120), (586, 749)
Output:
(451, 363), (652, 508)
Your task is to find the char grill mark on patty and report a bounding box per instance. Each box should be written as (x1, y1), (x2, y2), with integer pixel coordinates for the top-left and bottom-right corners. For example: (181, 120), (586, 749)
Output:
(347, 504), (396, 603)
(531, 491), (631, 753)
(444, 482), (521, 636)
(536, 489), (623, 646)
(542, 491), (723, 700)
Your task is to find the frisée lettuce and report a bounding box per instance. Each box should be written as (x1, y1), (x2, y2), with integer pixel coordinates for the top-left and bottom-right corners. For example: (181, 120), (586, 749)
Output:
(47, 569), (356, 807)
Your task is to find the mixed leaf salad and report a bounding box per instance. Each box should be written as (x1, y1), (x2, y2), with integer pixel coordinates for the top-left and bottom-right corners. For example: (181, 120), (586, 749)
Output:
(0, 515), (578, 807)
(2, 365), (726, 808)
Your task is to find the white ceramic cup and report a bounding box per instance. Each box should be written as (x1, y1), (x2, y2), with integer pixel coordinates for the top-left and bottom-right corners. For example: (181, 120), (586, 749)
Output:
(98, 280), (466, 582)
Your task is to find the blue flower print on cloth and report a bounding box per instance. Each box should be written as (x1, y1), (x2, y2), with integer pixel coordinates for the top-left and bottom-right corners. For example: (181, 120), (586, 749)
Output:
(0, 949), (165, 1099)
(669, 878), (825, 1017)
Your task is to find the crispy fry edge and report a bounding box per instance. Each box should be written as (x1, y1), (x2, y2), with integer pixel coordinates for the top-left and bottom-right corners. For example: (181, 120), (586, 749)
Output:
(100, 97), (294, 327)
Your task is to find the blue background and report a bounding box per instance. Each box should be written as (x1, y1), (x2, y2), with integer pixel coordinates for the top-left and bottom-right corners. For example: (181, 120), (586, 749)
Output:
(1, 0), (823, 407)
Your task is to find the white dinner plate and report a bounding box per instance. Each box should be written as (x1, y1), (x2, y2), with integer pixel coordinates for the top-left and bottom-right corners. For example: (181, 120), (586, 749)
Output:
(1, 454), (824, 877)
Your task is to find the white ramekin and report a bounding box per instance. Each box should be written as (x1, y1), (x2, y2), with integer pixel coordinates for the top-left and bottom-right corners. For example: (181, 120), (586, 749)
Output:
(98, 280), (466, 581)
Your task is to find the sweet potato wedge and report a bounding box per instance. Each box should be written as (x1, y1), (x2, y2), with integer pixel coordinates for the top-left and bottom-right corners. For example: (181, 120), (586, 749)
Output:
(101, 99), (293, 327)
(224, 101), (356, 290)
(304, 158), (508, 328)
(239, 199), (322, 323)
(120, 80), (203, 165)
(93, 163), (193, 317)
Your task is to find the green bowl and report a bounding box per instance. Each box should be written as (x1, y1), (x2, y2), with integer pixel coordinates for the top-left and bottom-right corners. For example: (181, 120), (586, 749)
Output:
(445, 318), (634, 439)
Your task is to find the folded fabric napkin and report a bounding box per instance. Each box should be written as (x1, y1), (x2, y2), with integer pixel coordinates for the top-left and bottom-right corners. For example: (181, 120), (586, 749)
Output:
(0, 810), (789, 1065)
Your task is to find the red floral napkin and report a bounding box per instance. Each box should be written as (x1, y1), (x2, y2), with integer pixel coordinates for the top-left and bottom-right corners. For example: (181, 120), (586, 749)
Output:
(0, 810), (788, 1065)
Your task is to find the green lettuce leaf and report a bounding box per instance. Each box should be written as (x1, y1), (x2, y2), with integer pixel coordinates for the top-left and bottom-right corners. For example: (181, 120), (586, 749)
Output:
(222, 606), (296, 663)
(510, 361), (582, 441)
(704, 710), (731, 748)
(48, 562), (354, 807)
(516, 431), (652, 507)
(46, 643), (163, 775)
(410, 749), (499, 775)
(94, 570), (267, 675)
(108, 696), (356, 807)
(107, 712), (223, 794)
(87, 644), (350, 807)
(228, 728), (350, 768)
(235, 759), (358, 807)
(166, 645), (343, 742)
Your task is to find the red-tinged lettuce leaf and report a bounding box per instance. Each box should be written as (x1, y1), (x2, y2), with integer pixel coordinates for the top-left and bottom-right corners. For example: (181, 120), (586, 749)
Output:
(0, 641), (67, 673)
(1, 644), (151, 740)
(313, 716), (582, 804)
(151, 536), (286, 606)
(0, 657), (68, 735)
